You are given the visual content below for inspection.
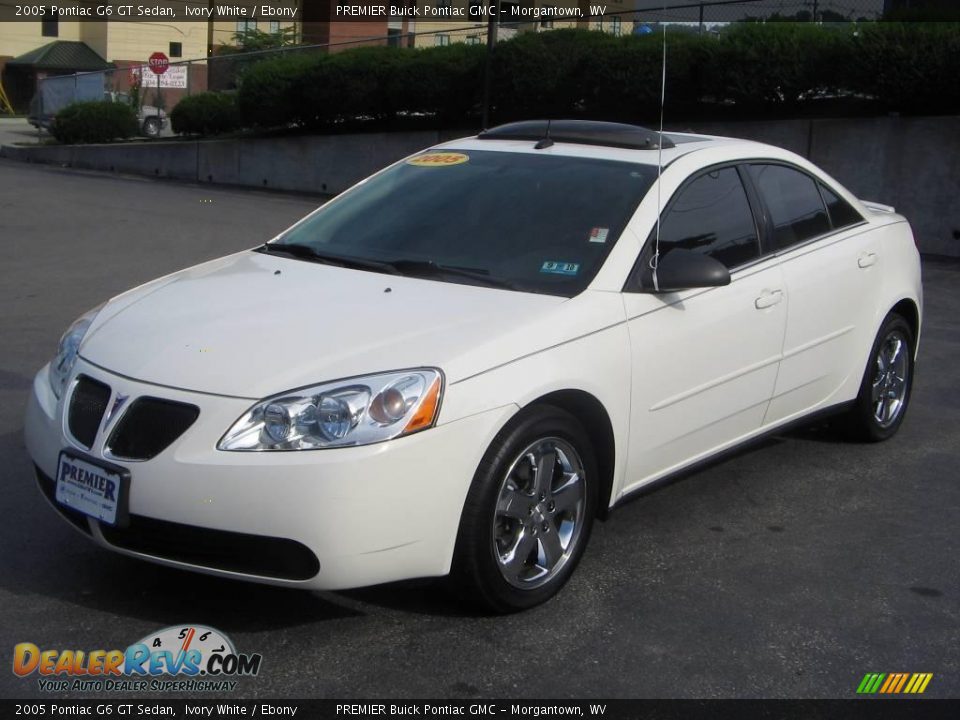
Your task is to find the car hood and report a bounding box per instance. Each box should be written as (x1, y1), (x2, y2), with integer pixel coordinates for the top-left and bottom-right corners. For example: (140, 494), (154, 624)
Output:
(80, 251), (581, 399)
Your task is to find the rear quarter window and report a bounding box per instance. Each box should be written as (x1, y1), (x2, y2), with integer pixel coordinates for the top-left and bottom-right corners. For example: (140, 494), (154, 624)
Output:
(819, 183), (864, 229)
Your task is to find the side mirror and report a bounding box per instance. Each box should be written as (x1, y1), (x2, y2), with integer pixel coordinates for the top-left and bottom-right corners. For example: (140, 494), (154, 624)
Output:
(641, 249), (730, 293)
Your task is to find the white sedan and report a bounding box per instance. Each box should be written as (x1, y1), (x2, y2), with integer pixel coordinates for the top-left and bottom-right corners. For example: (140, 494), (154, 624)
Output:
(24, 120), (922, 612)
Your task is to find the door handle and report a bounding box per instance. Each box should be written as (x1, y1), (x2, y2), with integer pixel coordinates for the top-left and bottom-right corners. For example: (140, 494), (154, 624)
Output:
(858, 252), (878, 268)
(754, 289), (783, 309)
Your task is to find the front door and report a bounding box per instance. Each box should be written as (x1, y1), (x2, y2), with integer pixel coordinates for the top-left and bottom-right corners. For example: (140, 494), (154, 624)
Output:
(621, 165), (787, 494)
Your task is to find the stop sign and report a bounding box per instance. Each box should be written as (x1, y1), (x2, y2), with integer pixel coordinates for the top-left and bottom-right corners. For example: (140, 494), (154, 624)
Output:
(148, 52), (169, 75)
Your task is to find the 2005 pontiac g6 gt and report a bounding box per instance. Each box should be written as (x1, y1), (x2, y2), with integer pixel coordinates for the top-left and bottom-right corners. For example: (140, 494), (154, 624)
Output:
(26, 121), (922, 611)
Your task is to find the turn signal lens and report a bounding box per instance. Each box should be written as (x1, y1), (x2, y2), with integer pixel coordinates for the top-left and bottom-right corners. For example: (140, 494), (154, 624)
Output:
(404, 377), (442, 435)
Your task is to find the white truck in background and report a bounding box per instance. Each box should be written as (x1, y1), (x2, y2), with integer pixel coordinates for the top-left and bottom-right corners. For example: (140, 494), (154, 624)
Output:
(28, 73), (167, 137)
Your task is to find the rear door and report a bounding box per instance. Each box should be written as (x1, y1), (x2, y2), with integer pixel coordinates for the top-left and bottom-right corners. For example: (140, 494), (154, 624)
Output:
(744, 163), (881, 425)
(621, 165), (787, 492)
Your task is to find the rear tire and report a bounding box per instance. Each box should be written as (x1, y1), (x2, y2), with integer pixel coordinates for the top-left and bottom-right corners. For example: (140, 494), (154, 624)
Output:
(840, 313), (914, 442)
(451, 405), (598, 613)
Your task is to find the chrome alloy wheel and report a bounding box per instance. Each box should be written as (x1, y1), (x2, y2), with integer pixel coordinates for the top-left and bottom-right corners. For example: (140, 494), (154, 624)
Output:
(872, 329), (909, 428)
(492, 437), (586, 589)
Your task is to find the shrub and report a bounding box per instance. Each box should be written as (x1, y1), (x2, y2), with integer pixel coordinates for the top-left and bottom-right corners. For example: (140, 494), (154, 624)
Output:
(233, 24), (960, 133)
(712, 22), (853, 108)
(846, 23), (960, 113)
(239, 44), (486, 130)
(577, 31), (712, 122)
(171, 92), (241, 136)
(50, 101), (138, 144)
(394, 43), (485, 122)
(303, 46), (414, 126)
(491, 30), (610, 121)
(237, 52), (323, 128)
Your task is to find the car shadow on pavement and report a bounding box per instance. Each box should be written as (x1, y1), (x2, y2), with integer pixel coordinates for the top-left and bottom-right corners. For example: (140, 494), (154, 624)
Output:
(1, 427), (363, 629)
(1, 423), (478, 624)
(340, 580), (479, 618)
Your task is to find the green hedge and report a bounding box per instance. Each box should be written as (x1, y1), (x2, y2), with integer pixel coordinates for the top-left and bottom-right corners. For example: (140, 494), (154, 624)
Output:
(51, 101), (138, 144)
(171, 92), (241, 136)
(237, 44), (486, 129)
(235, 23), (960, 131)
(846, 22), (960, 113)
(710, 23), (851, 107)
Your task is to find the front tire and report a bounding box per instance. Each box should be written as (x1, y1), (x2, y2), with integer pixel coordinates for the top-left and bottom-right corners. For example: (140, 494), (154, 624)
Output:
(452, 405), (598, 613)
(841, 313), (915, 442)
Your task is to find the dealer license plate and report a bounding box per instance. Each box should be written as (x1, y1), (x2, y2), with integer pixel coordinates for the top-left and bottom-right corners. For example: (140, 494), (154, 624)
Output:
(55, 451), (127, 526)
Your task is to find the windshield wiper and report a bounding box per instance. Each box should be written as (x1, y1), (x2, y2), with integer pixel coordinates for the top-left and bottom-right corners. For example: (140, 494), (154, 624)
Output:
(258, 245), (516, 290)
(387, 259), (518, 290)
(257, 243), (400, 275)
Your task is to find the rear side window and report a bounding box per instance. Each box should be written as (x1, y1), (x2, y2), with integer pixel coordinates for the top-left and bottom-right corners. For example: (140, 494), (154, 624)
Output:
(655, 167), (759, 269)
(749, 164), (830, 250)
(819, 183), (864, 229)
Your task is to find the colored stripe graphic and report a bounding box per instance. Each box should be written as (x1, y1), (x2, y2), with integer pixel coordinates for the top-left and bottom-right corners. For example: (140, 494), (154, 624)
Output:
(893, 673), (910, 693)
(857, 673), (933, 694)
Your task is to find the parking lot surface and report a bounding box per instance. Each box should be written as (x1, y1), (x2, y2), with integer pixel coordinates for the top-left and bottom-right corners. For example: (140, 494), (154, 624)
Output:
(0, 160), (957, 699)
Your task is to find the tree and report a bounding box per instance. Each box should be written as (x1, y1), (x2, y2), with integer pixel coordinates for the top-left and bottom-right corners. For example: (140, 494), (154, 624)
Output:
(216, 26), (299, 55)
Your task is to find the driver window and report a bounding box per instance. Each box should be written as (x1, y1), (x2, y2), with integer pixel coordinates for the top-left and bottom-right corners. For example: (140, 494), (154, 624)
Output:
(655, 167), (760, 269)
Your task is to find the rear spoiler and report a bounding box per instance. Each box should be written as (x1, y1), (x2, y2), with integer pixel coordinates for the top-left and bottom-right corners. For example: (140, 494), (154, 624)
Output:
(861, 200), (896, 214)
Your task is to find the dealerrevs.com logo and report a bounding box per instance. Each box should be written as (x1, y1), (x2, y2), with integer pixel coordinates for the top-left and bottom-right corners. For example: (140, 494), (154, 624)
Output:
(13, 625), (262, 693)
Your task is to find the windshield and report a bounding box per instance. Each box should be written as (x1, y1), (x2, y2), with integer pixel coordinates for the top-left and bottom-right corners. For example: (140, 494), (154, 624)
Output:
(271, 149), (657, 296)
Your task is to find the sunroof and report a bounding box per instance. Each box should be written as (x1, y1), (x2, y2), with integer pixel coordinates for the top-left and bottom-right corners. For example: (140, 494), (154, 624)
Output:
(478, 120), (676, 150)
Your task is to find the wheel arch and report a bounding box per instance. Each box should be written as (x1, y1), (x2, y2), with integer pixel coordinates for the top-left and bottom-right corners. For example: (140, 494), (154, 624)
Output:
(889, 297), (921, 355)
(527, 389), (617, 519)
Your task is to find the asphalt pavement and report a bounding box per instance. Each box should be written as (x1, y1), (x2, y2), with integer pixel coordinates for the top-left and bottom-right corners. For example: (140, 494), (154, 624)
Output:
(0, 159), (957, 699)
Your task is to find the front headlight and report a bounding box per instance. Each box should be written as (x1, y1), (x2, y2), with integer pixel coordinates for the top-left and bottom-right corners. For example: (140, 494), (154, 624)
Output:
(218, 369), (443, 451)
(49, 306), (102, 399)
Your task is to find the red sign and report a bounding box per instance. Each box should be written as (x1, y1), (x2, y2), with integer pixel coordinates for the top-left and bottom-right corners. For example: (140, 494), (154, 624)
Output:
(147, 52), (169, 76)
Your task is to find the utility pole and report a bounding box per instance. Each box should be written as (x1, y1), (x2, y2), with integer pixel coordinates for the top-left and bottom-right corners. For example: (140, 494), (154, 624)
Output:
(481, 1), (500, 129)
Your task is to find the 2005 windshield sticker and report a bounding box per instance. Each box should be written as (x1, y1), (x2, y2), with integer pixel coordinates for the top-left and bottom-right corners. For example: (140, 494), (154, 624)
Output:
(541, 261), (580, 276)
(12, 625), (262, 693)
(406, 152), (469, 167)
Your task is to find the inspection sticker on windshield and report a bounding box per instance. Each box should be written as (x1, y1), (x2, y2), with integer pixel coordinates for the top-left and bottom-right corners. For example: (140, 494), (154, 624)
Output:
(406, 152), (469, 167)
(589, 227), (609, 243)
(541, 261), (580, 276)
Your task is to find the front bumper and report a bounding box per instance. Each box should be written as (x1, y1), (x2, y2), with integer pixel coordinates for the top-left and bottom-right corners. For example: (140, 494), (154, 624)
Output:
(24, 358), (515, 590)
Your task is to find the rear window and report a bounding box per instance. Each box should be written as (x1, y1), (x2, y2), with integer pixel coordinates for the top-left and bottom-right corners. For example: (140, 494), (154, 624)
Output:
(277, 150), (657, 296)
(749, 164), (830, 250)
